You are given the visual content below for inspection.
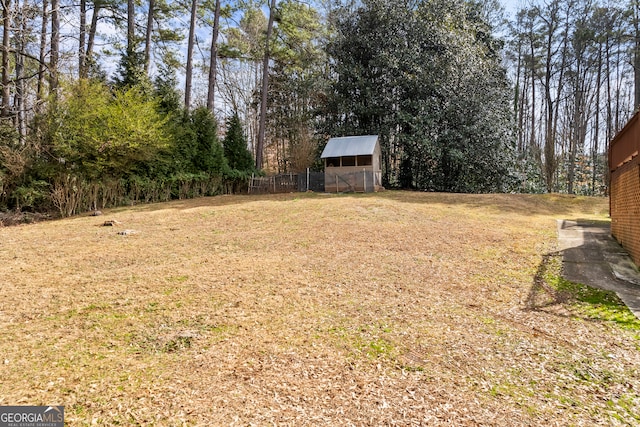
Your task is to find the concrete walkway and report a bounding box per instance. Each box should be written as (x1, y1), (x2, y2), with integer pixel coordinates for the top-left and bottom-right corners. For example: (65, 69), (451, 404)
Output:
(557, 219), (640, 318)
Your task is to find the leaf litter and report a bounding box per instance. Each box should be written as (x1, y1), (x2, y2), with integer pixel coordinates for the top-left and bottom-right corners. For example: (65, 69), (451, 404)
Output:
(0, 192), (638, 426)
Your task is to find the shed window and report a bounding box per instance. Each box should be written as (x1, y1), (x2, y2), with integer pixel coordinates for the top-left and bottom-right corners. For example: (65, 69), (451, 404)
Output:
(357, 155), (372, 166)
(326, 157), (340, 167)
(342, 156), (356, 166)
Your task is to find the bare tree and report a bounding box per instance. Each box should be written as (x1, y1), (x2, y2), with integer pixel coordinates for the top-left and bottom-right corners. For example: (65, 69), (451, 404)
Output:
(184, 0), (197, 112)
(566, 1), (594, 194)
(206, 0), (221, 113)
(540, 0), (563, 192)
(1, 0), (11, 116)
(78, 0), (102, 78)
(14, 0), (28, 141)
(79, 0), (86, 75)
(49, 0), (59, 97)
(256, 0), (276, 170)
(36, 0), (47, 103)
(144, 0), (154, 73)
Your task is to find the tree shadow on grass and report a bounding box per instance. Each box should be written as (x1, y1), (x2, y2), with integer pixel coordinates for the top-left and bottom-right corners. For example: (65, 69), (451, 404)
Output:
(525, 251), (570, 311)
(526, 249), (640, 330)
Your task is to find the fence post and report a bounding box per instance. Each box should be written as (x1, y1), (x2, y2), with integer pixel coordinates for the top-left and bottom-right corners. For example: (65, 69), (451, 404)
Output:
(306, 168), (310, 192)
(363, 169), (367, 193)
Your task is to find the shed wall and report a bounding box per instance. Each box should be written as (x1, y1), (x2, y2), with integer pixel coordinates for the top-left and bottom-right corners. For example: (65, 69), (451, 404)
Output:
(610, 113), (640, 170)
(609, 110), (640, 266)
(373, 145), (381, 177)
(610, 160), (640, 266)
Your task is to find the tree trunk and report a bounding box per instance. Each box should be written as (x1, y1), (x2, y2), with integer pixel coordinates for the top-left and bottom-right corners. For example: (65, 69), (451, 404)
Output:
(144, 0), (154, 74)
(79, 0), (86, 77)
(550, 9), (570, 192)
(206, 0), (221, 113)
(128, 0), (134, 49)
(568, 70), (581, 195)
(592, 48), (601, 195)
(256, 0), (277, 170)
(514, 36), (522, 152)
(84, 1), (101, 76)
(605, 29), (612, 141)
(184, 0), (197, 112)
(36, 0), (47, 105)
(543, 4), (557, 193)
(1, 0), (11, 117)
(15, 1), (26, 142)
(49, 0), (59, 98)
(539, 0), (568, 193)
(528, 32), (537, 160)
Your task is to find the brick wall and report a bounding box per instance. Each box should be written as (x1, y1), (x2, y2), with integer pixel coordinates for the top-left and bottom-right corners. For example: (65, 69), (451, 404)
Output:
(610, 158), (640, 266)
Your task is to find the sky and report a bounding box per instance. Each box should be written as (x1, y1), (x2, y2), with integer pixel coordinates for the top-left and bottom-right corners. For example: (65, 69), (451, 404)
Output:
(501, 0), (523, 17)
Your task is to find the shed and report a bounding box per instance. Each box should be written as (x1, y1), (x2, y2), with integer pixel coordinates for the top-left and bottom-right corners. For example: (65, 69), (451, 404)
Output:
(609, 110), (640, 266)
(321, 135), (383, 193)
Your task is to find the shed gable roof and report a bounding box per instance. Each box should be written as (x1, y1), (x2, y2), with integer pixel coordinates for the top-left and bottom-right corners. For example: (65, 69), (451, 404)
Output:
(320, 135), (379, 158)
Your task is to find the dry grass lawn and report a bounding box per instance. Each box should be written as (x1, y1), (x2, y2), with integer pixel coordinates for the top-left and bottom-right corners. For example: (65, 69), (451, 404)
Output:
(1, 191), (638, 426)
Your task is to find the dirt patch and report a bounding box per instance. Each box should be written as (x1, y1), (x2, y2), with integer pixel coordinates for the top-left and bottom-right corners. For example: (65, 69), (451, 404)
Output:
(1, 192), (637, 426)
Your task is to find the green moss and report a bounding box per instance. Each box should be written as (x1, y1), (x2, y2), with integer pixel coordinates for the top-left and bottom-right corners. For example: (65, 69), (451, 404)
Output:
(546, 263), (640, 333)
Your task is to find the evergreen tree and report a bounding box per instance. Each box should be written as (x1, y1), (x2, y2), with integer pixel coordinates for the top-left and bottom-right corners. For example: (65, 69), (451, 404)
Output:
(113, 40), (149, 90)
(324, 0), (516, 192)
(223, 112), (254, 172)
(267, 0), (326, 173)
(153, 62), (182, 115)
(191, 107), (226, 174)
(113, 53), (146, 89)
